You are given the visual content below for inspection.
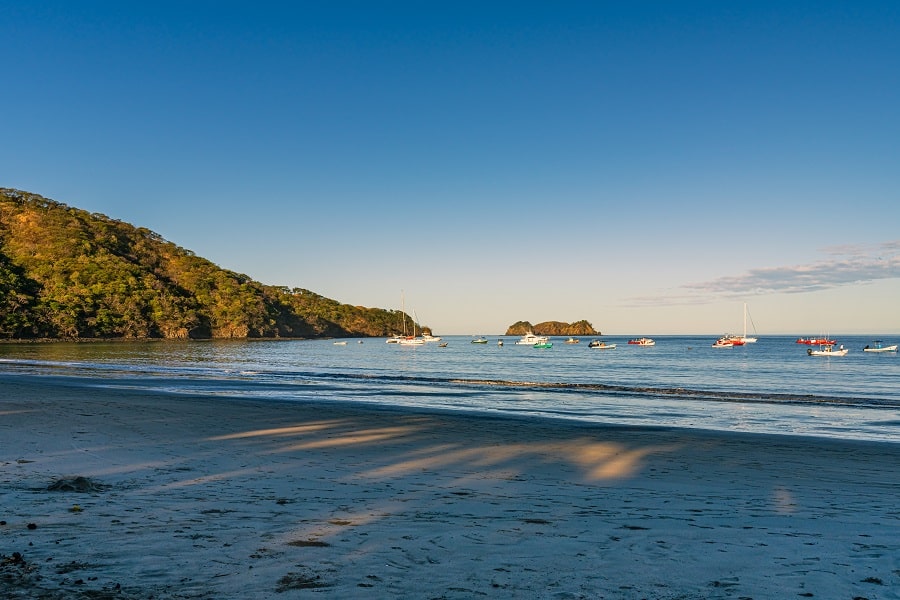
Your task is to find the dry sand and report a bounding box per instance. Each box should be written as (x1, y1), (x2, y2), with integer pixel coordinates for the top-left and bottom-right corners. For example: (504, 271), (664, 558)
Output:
(2, 375), (898, 599)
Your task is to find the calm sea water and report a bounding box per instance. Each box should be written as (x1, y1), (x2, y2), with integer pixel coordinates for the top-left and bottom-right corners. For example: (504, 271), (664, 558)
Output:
(1, 335), (898, 442)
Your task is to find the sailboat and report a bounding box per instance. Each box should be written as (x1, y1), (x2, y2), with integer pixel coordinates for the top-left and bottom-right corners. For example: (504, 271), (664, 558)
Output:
(397, 293), (424, 346)
(727, 303), (758, 344)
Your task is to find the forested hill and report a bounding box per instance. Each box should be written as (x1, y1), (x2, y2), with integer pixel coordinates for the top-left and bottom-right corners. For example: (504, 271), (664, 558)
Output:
(0, 188), (410, 340)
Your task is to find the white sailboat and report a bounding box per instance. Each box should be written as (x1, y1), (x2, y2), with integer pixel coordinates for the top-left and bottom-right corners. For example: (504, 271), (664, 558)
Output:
(728, 303), (758, 344)
(397, 293), (424, 346)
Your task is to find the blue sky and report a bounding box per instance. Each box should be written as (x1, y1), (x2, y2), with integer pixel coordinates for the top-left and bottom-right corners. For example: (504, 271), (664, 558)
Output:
(3, 1), (899, 335)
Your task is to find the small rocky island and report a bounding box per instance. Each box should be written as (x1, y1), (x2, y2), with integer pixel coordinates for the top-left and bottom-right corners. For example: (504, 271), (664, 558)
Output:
(505, 320), (599, 336)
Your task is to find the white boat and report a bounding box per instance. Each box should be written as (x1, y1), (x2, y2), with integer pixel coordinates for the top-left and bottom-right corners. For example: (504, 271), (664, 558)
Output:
(386, 335), (403, 344)
(333, 341), (348, 346)
(588, 340), (616, 349)
(422, 333), (442, 342)
(863, 340), (898, 352)
(471, 336), (488, 344)
(515, 332), (549, 345)
(627, 337), (655, 346)
(395, 292), (424, 345)
(727, 303), (758, 344)
(564, 337), (580, 344)
(863, 341), (897, 353)
(712, 337), (735, 348)
(808, 344), (849, 357)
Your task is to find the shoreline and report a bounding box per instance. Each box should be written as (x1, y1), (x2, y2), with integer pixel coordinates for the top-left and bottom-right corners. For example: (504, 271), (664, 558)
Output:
(2, 374), (899, 598)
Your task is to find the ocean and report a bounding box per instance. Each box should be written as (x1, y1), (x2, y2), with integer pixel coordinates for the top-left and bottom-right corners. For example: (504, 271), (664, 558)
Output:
(1, 334), (898, 443)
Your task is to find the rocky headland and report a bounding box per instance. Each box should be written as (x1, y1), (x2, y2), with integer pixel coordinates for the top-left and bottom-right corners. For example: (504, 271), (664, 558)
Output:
(505, 320), (599, 336)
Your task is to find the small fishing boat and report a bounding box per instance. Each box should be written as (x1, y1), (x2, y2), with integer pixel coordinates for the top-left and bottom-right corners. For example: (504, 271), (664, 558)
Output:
(863, 340), (897, 353)
(808, 344), (849, 357)
(796, 337), (837, 345)
(438, 342), (448, 348)
(712, 337), (734, 348)
(533, 341), (553, 349)
(628, 337), (655, 346)
(588, 340), (616, 349)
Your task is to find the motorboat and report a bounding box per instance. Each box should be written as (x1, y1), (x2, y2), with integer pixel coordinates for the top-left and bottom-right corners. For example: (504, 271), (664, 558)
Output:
(712, 337), (735, 348)
(796, 337), (837, 345)
(333, 341), (348, 346)
(720, 335), (744, 346)
(564, 337), (580, 344)
(386, 335), (403, 344)
(627, 337), (655, 346)
(471, 336), (488, 344)
(515, 332), (549, 345)
(422, 333), (442, 342)
(588, 340), (616, 349)
(533, 341), (553, 349)
(807, 344), (848, 357)
(863, 340), (898, 353)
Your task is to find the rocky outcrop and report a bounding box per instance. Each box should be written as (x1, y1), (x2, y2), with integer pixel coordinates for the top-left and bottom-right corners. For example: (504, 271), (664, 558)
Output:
(505, 320), (599, 336)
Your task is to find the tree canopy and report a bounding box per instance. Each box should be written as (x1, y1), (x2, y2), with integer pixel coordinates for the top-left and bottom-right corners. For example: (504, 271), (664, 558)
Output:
(0, 188), (410, 339)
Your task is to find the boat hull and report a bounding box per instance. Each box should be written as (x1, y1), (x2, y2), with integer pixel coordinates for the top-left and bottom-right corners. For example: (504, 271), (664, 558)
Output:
(808, 345), (848, 356)
(863, 345), (898, 353)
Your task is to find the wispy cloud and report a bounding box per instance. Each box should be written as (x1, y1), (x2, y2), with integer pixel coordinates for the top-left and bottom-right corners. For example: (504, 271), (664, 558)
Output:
(629, 241), (900, 306)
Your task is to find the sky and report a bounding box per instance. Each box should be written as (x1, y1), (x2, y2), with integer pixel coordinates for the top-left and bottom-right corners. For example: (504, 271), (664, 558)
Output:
(3, 1), (899, 335)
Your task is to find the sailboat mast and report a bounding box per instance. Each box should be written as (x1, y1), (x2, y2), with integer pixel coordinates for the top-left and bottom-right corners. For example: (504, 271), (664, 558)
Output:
(743, 302), (747, 338)
(401, 291), (407, 336)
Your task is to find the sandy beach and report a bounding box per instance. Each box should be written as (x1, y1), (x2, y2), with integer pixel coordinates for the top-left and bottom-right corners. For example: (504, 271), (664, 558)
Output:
(2, 375), (898, 599)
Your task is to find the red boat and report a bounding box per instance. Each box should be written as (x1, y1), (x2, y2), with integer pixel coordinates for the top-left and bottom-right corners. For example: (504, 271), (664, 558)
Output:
(796, 337), (837, 345)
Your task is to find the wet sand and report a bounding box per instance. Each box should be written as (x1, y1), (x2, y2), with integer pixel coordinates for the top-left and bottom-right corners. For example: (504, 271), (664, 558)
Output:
(2, 375), (898, 598)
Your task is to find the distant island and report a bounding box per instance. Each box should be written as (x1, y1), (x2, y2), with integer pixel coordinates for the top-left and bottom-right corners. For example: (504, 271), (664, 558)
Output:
(506, 320), (599, 336)
(0, 188), (416, 340)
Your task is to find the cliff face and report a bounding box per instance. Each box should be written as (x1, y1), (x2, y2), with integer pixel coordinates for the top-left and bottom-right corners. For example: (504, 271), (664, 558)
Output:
(505, 320), (599, 336)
